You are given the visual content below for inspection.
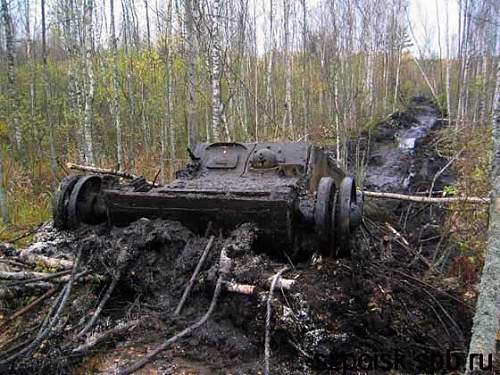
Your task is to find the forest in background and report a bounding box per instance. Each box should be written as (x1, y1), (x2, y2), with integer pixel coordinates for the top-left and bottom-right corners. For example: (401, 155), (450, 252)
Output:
(0, 0), (498, 247)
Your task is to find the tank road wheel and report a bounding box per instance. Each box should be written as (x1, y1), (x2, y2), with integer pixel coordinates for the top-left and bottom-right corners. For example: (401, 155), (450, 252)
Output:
(53, 175), (81, 230)
(329, 189), (338, 257)
(315, 177), (336, 256)
(67, 175), (103, 229)
(335, 176), (359, 257)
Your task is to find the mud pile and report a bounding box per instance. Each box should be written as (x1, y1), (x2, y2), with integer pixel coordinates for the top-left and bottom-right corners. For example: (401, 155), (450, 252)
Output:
(0, 219), (474, 374)
(0, 98), (478, 374)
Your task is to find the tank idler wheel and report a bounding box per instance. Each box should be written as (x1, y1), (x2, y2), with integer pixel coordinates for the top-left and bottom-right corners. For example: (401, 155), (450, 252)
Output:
(335, 176), (358, 257)
(314, 177), (336, 256)
(53, 175), (81, 230)
(67, 175), (103, 229)
(329, 189), (338, 256)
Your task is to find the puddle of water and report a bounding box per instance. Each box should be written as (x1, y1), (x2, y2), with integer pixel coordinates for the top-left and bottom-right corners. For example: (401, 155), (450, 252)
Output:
(366, 108), (439, 192)
(399, 137), (416, 150)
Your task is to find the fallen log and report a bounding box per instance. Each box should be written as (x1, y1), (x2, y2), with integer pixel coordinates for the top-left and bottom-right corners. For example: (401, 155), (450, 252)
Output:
(0, 287), (59, 333)
(0, 258), (31, 269)
(0, 270), (71, 281)
(18, 253), (73, 270)
(223, 277), (296, 296)
(66, 163), (137, 179)
(66, 163), (157, 186)
(0, 271), (100, 301)
(363, 191), (489, 205)
(0, 248), (83, 365)
(72, 319), (142, 355)
(0, 282), (55, 299)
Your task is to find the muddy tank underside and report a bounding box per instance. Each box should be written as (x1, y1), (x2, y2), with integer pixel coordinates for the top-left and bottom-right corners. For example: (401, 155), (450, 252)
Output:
(54, 142), (361, 258)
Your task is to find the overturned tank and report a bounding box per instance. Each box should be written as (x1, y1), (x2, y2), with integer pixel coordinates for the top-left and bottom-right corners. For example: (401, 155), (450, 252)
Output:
(53, 142), (362, 257)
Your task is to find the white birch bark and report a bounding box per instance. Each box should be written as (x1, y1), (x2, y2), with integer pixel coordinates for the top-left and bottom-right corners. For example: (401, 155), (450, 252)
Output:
(82, 0), (95, 166)
(166, 0), (175, 180)
(1, 0), (22, 151)
(283, 0), (293, 138)
(466, 60), (500, 373)
(185, 0), (197, 148)
(393, 47), (401, 112)
(253, 0), (258, 141)
(0, 149), (8, 224)
(265, 0), (275, 131)
(210, 0), (224, 141)
(42, 0), (57, 177)
(109, 0), (123, 170)
(445, 0), (452, 121)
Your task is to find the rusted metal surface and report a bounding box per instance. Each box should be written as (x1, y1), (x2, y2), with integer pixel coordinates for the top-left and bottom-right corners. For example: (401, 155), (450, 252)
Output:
(53, 142), (362, 257)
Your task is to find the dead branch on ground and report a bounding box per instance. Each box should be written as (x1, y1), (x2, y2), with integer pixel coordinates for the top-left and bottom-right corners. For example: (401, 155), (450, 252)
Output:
(72, 319), (142, 355)
(175, 235), (216, 315)
(19, 253), (73, 269)
(0, 287), (59, 333)
(66, 163), (158, 186)
(363, 191), (489, 204)
(118, 235), (233, 375)
(264, 267), (289, 375)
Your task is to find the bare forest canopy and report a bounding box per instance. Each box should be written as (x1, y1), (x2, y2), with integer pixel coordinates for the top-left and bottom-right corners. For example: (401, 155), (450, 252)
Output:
(0, 0), (498, 227)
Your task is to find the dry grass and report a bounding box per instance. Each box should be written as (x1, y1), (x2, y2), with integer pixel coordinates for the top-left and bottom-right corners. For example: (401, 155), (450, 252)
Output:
(0, 146), (188, 245)
(0, 157), (53, 246)
(434, 125), (492, 279)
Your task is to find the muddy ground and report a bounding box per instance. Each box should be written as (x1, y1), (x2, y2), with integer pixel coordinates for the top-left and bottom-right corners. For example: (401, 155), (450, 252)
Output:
(0, 98), (486, 374)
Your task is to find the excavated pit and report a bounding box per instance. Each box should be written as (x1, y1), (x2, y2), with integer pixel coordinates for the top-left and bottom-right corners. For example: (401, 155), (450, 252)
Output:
(0, 98), (479, 374)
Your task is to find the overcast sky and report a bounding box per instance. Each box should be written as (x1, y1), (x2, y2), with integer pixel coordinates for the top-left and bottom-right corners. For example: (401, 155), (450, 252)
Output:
(13, 0), (462, 57)
(409, 0), (460, 56)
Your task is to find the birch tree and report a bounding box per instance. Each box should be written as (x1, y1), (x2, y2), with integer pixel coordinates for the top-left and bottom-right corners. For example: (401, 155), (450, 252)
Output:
(265, 0), (275, 133)
(210, 0), (224, 141)
(163, 0), (175, 181)
(42, 0), (57, 177)
(466, 60), (500, 374)
(109, 0), (123, 170)
(185, 0), (197, 148)
(1, 0), (21, 151)
(0, 149), (8, 224)
(282, 0), (293, 138)
(82, 0), (95, 165)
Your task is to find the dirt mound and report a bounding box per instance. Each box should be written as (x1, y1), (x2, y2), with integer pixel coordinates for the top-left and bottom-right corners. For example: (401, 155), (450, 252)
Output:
(0, 218), (473, 374)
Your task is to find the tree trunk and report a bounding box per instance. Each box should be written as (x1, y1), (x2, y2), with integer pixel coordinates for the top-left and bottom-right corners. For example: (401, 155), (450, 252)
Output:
(282, 0), (293, 139)
(25, 0), (36, 130)
(393, 47), (401, 112)
(141, 82), (149, 150)
(109, 0), (123, 170)
(165, 0), (175, 180)
(444, 0), (452, 121)
(0, 149), (9, 224)
(265, 0), (274, 135)
(41, 0), (58, 179)
(82, 0), (95, 166)
(301, 0), (309, 139)
(185, 0), (197, 148)
(210, 0), (224, 141)
(1, 0), (22, 151)
(465, 60), (500, 374)
(144, 0), (151, 49)
(253, 0), (259, 141)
